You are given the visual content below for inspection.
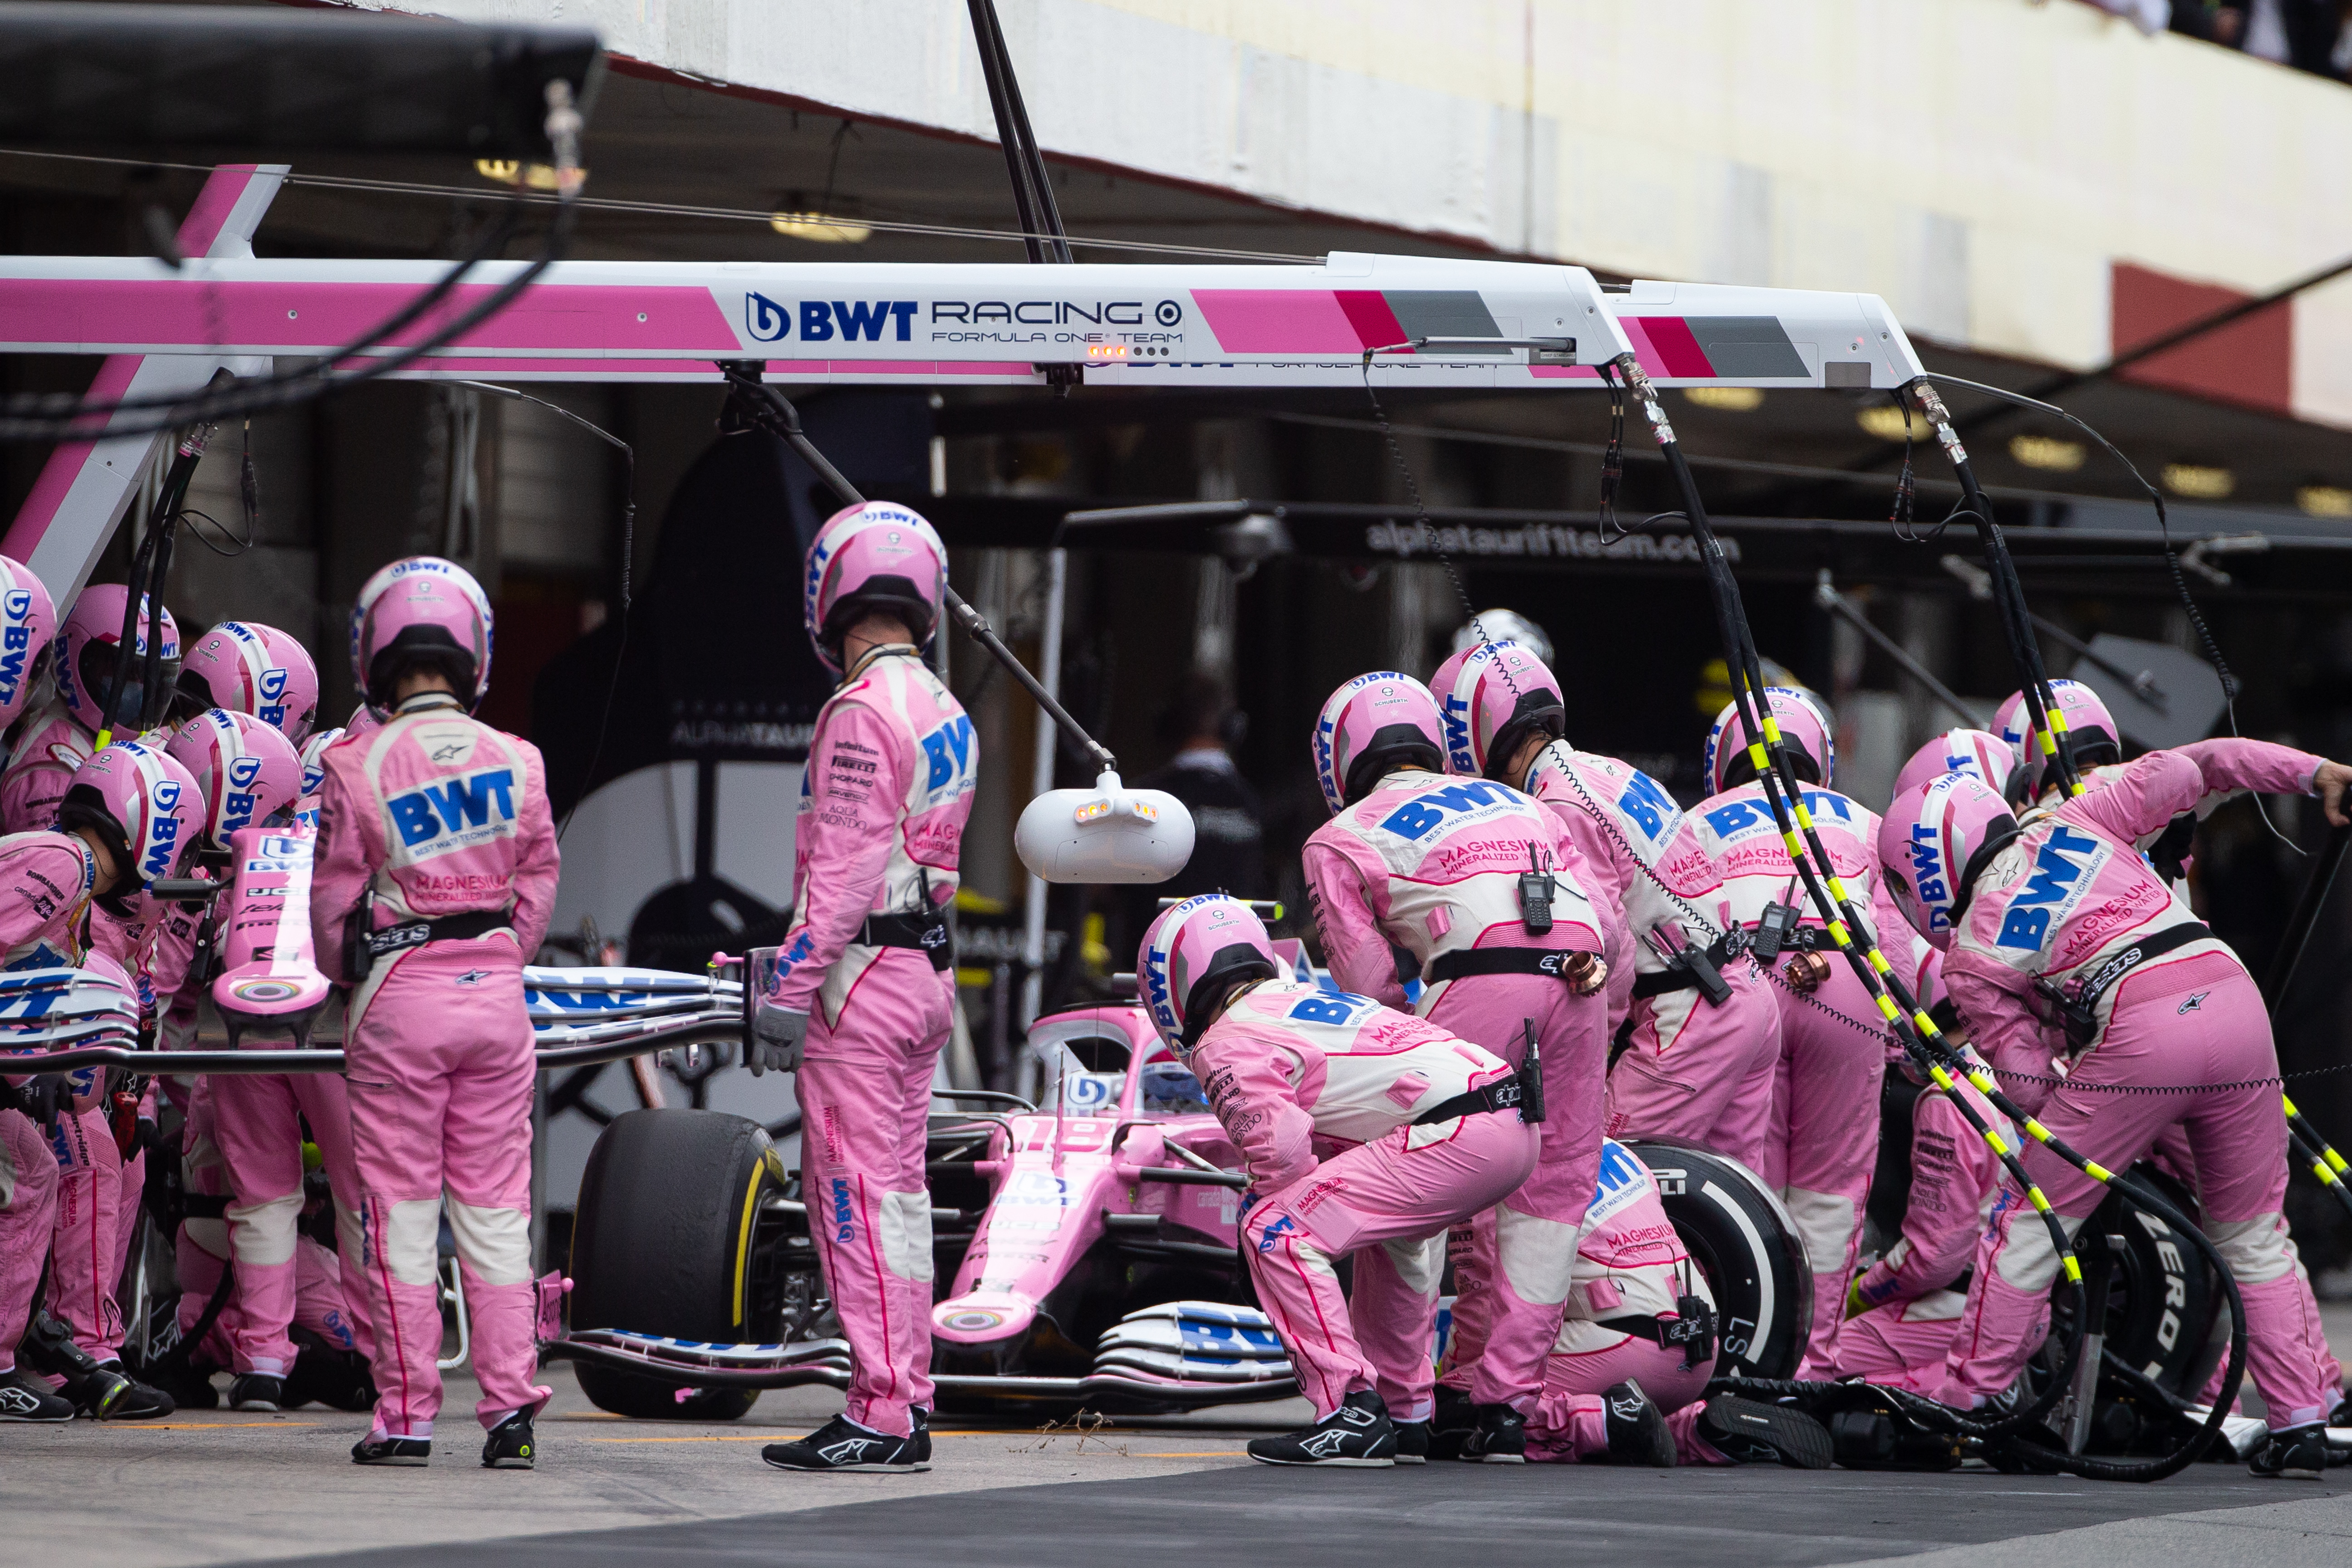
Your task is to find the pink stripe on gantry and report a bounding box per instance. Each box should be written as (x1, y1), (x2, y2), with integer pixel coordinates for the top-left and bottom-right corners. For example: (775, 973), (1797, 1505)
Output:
(1191, 290), (1367, 354)
(0, 281), (742, 354)
(172, 165), (262, 258)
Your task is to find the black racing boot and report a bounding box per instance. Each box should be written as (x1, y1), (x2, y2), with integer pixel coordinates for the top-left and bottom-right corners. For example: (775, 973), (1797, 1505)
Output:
(228, 1372), (284, 1412)
(146, 1359), (221, 1411)
(911, 1406), (932, 1465)
(0, 1368), (74, 1422)
(83, 1362), (172, 1420)
(1393, 1420), (1430, 1465)
(762, 1414), (929, 1473)
(1246, 1390), (1397, 1467)
(1428, 1385), (1475, 1460)
(1456, 1402), (1528, 1464)
(1603, 1381), (1677, 1467)
(482, 1411), (536, 1469)
(1696, 1395), (1832, 1469)
(352, 1433), (432, 1466)
(2249, 1423), (2329, 1480)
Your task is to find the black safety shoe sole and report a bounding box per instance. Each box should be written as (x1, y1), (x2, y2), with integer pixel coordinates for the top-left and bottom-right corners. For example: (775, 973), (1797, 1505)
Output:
(1699, 1395), (1833, 1469)
(352, 1436), (432, 1466)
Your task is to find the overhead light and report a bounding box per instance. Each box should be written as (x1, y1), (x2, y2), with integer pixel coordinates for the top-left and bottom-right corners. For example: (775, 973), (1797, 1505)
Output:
(769, 211), (872, 244)
(1855, 405), (1933, 441)
(2297, 485), (2352, 517)
(2009, 434), (2085, 472)
(474, 159), (580, 193)
(2161, 463), (2234, 500)
(1683, 386), (1762, 412)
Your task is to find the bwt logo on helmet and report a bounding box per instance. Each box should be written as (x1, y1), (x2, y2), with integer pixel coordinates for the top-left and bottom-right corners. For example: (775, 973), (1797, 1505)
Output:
(1440, 696), (1477, 774)
(222, 755), (264, 833)
(257, 666), (289, 726)
(141, 780), (184, 880)
(386, 767), (517, 850)
(1902, 826), (1951, 931)
(0, 590), (34, 705)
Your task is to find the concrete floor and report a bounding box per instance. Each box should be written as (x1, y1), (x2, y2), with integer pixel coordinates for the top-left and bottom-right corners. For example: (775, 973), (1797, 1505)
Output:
(5, 1363), (2349, 1568)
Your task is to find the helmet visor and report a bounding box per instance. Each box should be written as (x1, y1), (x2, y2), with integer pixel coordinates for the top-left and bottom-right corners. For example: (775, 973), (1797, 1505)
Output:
(79, 640), (181, 731)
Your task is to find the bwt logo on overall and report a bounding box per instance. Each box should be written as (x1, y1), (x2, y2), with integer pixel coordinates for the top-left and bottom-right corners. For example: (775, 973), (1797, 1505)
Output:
(387, 767), (517, 849)
(0, 590), (32, 706)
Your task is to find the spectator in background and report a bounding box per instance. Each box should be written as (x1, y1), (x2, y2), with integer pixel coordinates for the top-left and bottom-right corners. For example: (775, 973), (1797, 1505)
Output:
(1114, 671), (1266, 959)
(2170, 0), (2352, 76)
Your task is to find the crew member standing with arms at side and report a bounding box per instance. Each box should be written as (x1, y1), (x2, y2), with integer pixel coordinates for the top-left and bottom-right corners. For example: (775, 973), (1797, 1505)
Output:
(311, 556), (559, 1470)
(750, 503), (975, 1475)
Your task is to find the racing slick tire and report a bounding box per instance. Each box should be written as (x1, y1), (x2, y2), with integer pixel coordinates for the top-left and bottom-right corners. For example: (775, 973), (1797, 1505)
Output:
(1625, 1138), (1812, 1382)
(570, 1108), (782, 1421)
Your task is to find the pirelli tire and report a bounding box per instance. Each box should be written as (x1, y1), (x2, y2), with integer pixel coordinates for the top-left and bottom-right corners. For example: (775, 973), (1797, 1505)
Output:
(1625, 1137), (1812, 1382)
(569, 1108), (784, 1421)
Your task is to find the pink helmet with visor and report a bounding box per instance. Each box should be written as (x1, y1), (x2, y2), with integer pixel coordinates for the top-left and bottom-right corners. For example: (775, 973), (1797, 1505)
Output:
(1892, 728), (2016, 801)
(1312, 671), (1446, 814)
(0, 556), (57, 733)
(1994, 678), (2120, 792)
(350, 556), (493, 709)
(1877, 773), (2021, 951)
(55, 584), (179, 735)
(167, 710), (303, 853)
(804, 502), (949, 673)
(176, 620), (319, 744)
(1137, 894), (1280, 1054)
(1703, 686), (1834, 795)
(58, 740), (202, 893)
(1428, 640), (1566, 781)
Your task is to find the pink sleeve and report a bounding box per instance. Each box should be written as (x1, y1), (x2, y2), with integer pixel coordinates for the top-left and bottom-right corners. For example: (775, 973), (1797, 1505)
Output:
(1301, 837), (1407, 1008)
(2169, 738), (2323, 807)
(1194, 1031), (1318, 1191)
(1868, 872), (1921, 1000)
(0, 839), (86, 956)
(506, 740), (560, 958)
(308, 763), (374, 984)
(1855, 1090), (1994, 1306)
(2058, 750), (2209, 848)
(1942, 941), (2056, 1116)
(773, 701), (906, 1014)
(0, 760), (71, 834)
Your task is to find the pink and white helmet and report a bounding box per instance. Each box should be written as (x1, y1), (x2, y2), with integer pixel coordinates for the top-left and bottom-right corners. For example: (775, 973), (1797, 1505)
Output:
(0, 556), (56, 733)
(1312, 671), (1446, 813)
(55, 584), (180, 735)
(297, 726), (345, 803)
(58, 740), (202, 891)
(176, 620), (319, 744)
(166, 710), (303, 853)
(1994, 678), (2120, 787)
(1878, 773), (2020, 951)
(803, 502), (949, 673)
(350, 556), (493, 709)
(1428, 640), (1565, 781)
(1703, 686), (1835, 794)
(1892, 728), (2017, 800)
(1137, 894), (1280, 1053)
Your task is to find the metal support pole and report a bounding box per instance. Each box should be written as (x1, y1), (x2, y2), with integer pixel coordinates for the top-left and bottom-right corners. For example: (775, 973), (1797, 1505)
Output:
(1018, 548), (1068, 1029)
(1813, 571), (1987, 730)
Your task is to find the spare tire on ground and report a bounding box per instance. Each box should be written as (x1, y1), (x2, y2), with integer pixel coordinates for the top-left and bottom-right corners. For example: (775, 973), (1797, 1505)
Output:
(568, 1107), (784, 1420)
(1626, 1137), (1813, 1382)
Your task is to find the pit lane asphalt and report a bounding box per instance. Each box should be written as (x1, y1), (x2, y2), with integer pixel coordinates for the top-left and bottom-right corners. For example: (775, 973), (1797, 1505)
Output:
(5, 1367), (2348, 1568)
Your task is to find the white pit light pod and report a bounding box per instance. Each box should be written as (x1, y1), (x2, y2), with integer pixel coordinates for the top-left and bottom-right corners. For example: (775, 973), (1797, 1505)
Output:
(1015, 770), (1196, 884)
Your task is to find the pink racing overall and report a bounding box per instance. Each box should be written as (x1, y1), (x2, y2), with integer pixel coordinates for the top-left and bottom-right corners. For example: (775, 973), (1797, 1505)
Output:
(0, 702), (91, 835)
(1839, 1073), (2018, 1394)
(1937, 741), (2340, 1429)
(1508, 1139), (1722, 1464)
(771, 648), (974, 1440)
(1304, 768), (1607, 1416)
(1196, 980), (1540, 1421)
(1641, 782), (1911, 1377)
(1521, 743), (1685, 1034)
(0, 832), (98, 1372)
(310, 695), (558, 1441)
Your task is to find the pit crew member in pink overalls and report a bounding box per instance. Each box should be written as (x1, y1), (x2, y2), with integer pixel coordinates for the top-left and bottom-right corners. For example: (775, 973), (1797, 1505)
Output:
(1141, 895), (1540, 1466)
(311, 555), (558, 1469)
(750, 504), (975, 1476)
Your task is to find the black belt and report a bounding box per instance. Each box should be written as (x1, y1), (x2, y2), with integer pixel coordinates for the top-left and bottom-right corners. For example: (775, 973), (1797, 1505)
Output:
(183, 1193), (230, 1220)
(1413, 1073), (1530, 1125)
(856, 912), (954, 971)
(1426, 948), (1594, 984)
(1598, 1302), (1719, 1368)
(365, 909), (510, 960)
(1631, 928), (1747, 1000)
(2043, 920), (2215, 1051)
